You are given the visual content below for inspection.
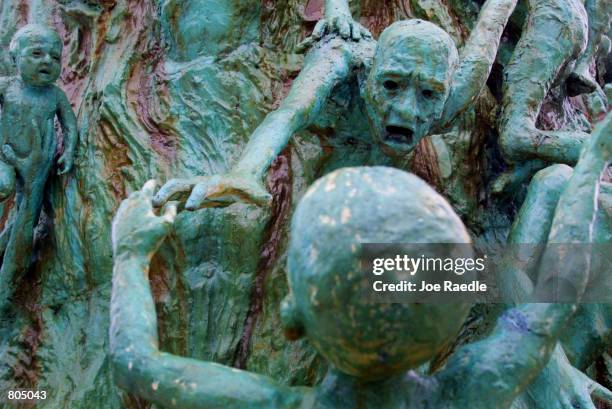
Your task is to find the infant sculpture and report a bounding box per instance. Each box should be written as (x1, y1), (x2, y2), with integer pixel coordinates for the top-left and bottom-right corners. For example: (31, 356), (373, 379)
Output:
(109, 114), (611, 408)
(0, 24), (78, 311)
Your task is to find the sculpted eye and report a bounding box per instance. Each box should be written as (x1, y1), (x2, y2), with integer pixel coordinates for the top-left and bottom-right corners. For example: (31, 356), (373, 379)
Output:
(32, 50), (43, 57)
(383, 80), (399, 91)
(422, 89), (434, 99)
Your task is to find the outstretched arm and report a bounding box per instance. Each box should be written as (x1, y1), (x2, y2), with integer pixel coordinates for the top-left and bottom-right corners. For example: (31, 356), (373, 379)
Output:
(233, 40), (354, 179)
(440, 0), (517, 125)
(110, 181), (302, 408)
(154, 37), (371, 209)
(56, 89), (78, 175)
(439, 114), (612, 409)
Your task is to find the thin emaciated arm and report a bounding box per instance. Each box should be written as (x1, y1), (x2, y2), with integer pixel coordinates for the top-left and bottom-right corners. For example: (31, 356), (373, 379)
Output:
(110, 185), (301, 408)
(439, 0), (518, 126)
(56, 90), (78, 159)
(232, 39), (358, 181)
(110, 253), (300, 409)
(439, 115), (611, 409)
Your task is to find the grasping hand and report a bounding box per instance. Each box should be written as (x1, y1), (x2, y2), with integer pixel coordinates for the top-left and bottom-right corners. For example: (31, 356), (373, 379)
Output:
(297, 15), (372, 52)
(152, 171), (271, 210)
(112, 180), (178, 258)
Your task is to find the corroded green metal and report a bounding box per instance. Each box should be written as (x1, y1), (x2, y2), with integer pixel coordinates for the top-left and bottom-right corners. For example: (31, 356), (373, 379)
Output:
(0, 0), (610, 408)
(109, 116), (610, 407)
(0, 24), (77, 312)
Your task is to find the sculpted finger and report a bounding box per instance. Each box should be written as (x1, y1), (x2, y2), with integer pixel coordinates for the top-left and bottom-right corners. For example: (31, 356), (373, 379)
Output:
(153, 179), (193, 207)
(351, 23), (361, 41)
(337, 18), (351, 39)
(2, 145), (18, 167)
(161, 201), (178, 225)
(312, 19), (327, 39)
(590, 381), (612, 403)
(142, 179), (158, 198)
(296, 37), (315, 53)
(185, 177), (220, 210)
(573, 395), (596, 409)
(361, 27), (373, 39)
(243, 183), (272, 207)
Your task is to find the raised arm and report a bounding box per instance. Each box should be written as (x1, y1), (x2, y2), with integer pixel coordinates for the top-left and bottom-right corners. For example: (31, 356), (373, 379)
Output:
(110, 181), (302, 408)
(55, 89), (78, 175)
(440, 0), (518, 125)
(439, 114), (612, 409)
(154, 37), (372, 209)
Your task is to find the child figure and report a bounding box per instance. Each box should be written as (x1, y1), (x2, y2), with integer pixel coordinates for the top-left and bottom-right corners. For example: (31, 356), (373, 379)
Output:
(0, 24), (77, 310)
(108, 114), (611, 408)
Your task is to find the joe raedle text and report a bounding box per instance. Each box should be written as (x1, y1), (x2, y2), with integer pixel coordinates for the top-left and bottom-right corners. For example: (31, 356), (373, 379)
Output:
(372, 280), (487, 293)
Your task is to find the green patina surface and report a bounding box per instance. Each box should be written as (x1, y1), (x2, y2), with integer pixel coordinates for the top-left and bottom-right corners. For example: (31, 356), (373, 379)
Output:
(0, 0), (610, 408)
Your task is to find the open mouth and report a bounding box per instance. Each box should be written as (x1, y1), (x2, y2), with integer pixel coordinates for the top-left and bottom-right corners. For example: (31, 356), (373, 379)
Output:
(39, 68), (51, 75)
(383, 126), (414, 146)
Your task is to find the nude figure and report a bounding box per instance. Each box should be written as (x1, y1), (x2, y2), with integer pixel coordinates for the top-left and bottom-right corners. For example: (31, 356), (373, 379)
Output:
(0, 24), (78, 311)
(108, 113), (611, 408)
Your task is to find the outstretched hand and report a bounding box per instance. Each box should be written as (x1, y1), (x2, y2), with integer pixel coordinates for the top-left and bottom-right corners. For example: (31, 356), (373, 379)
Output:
(153, 172), (271, 210)
(112, 180), (177, 258)
(297, 15), (372, 52)
(523, 350), (612, 409)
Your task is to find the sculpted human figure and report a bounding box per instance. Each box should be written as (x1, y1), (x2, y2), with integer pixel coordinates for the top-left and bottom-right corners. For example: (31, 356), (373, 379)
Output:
(0, 24), (78, 311)
(566, 0), (612, 96)
(498, 0), (611, 169)
(152, 0), (519, 209)
(109, 117), (611, 408)
(150, 1), (609, 406)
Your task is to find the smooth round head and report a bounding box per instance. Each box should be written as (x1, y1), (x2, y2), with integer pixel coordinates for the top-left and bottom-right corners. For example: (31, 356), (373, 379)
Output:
(283, 167), (471, 381)
(364, 20), (458, 156)
(10, 25), (62, 87)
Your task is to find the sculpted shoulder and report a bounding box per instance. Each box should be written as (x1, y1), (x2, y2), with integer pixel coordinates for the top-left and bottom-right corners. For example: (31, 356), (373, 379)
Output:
(308, 35), (376, 72)
(0, 76), (17, 95)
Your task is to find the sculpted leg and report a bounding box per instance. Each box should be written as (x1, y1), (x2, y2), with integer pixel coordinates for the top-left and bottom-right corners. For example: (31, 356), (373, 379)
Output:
(567, 0), (612, 96)
(0, 180), (46, 310)
(498, 164), (572, 301)
(561, 182), (612, 370)
(499, 0), (588, 165)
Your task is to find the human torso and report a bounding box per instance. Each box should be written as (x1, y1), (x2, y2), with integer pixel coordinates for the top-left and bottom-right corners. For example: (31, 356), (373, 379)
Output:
(0, 77), (58, 157)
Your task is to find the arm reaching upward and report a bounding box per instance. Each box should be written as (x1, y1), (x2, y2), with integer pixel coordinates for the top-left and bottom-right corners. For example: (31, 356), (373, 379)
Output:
(440, 0), (517, 125)
(110, 181), (302, 408)
(439, 113), (612, 409)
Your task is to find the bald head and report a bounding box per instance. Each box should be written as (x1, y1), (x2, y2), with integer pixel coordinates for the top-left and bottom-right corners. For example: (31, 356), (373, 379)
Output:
(283, 167), (471, 380)
(10, 24), (62, 58)
(364, 20), (459, 156)
(377, 19), (458, 71)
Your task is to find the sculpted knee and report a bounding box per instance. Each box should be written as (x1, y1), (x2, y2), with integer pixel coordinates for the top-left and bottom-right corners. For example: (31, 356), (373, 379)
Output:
(499, 119), (533, 163)
(531, 164), (573, 193)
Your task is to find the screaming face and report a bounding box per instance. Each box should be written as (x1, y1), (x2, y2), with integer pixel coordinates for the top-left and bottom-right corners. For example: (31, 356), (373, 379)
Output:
(364, 20), (458, 156)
